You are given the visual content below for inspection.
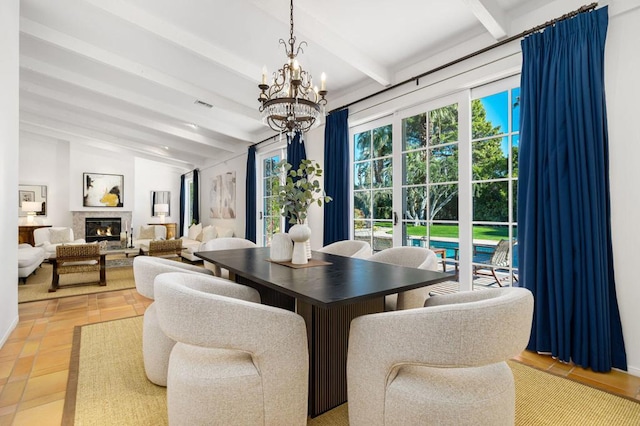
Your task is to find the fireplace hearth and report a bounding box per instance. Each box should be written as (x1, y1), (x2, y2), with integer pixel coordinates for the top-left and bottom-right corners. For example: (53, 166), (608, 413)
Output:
(85, 217), (122, 242)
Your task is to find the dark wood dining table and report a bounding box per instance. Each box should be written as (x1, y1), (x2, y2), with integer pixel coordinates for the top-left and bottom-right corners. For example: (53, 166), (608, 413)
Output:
(196, 247), (452, 417)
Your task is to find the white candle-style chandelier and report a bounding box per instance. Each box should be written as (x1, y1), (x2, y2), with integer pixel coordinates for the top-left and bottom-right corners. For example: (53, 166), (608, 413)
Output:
(258, 0), (327, 138)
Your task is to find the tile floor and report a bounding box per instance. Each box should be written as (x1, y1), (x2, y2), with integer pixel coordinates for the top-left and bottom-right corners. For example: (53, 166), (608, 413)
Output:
(1, 288), (639, 426)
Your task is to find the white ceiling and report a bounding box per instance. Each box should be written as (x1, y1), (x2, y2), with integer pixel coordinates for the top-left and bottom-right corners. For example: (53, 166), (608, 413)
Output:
(19, 0), (557, 170)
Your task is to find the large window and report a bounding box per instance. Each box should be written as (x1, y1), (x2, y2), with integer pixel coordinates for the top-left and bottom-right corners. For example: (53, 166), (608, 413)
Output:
(401, 103), (459, 269)
(470, 84), (520, 285)
(353, 120), (393, 251)
(182, 173), (194, 236)
(349, 78), (519, 286)
(258, 148), (285, 247)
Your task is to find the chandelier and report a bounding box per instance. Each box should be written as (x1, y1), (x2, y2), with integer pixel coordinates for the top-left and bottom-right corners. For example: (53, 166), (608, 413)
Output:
(258, 0), (327, 138)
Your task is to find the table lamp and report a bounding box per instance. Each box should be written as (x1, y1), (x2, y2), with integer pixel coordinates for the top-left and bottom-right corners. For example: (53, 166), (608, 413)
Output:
(22, 201), (42, 224)
(154, 203), (169, 223)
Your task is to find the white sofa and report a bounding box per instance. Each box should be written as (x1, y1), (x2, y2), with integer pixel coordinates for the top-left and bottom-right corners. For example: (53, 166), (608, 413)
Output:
(18, 243), (46, 283)
(33, 227), (86, 259)
(133, 225), (167, 253)
(180, 224), (234, 261)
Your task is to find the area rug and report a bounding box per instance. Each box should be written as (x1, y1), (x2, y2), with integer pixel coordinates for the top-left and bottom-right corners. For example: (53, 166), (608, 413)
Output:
(18, 261), (135, 303)
(64, 316), (640, 426)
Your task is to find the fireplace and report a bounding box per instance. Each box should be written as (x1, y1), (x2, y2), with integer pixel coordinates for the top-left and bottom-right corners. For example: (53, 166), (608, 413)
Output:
(85, 217), (122, 242)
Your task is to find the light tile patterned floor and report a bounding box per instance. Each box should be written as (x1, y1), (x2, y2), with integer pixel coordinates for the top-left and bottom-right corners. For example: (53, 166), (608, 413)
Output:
(1, 287), (639, 425)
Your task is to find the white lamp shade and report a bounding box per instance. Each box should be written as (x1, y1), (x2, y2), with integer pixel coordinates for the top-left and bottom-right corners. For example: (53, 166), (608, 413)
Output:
(22, 201), (42, 213)
(154, 203), (169, 214)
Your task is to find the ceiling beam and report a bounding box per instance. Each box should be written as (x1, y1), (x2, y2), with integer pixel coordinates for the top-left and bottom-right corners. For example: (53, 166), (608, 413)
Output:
(81, 0), (261, 82)
(20, 122), (196, 170)
(20, 80), (243, 153)
(20, 56), (255, 144)
(19, 106), (212, 166)
(460, 0), (508, 40)
(20, 18), (262, 128)
(251, 0), (392, 87)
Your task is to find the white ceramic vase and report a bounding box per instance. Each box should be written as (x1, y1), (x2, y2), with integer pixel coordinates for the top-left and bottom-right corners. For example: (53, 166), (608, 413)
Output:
(270, 232), (293, 262)
(289, 224), (311, 265)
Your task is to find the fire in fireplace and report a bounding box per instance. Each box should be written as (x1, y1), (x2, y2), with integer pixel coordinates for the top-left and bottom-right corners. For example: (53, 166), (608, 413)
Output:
(85, 217), (122, 242)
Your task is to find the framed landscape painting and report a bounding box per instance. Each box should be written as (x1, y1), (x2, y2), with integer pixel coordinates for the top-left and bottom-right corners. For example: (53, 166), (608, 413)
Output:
(83, 173), (124, 207)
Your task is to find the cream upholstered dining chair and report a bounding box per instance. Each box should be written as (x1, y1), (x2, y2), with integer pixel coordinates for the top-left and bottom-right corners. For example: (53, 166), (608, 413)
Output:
(154, 272), (308, 426)
(317, 240), (372, 258)
(133, 256), (221, 386)
(347, 287), (534, 426)
(368, 246), (438, 310)
(200, 237), (257, 278)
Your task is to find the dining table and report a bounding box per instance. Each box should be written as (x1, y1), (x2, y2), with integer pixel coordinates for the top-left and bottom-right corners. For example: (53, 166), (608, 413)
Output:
(196, 247), (453, 417)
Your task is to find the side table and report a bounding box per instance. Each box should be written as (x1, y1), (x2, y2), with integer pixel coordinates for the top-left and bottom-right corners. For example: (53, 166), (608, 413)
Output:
(149, 222), (177, 239)
(18, 225), (51, 246)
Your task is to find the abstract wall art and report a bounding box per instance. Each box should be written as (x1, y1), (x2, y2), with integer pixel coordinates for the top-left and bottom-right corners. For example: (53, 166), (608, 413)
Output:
(209, 171), (236, 219)
(83, 173), (124, 207)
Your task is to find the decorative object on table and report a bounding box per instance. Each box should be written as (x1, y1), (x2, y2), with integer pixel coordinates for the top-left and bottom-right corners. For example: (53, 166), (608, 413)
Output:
(289, 225), (312, 264)
(154, 204), (169, 223)
(83, 173), (124, 207)
(276, 159), (332, 265)
(120, 231), (127, 249)
(129, 227), (134, 248)
(21, 201), (42, 224)
(270, 232), (293, 262)
(257, 0), (327, 139)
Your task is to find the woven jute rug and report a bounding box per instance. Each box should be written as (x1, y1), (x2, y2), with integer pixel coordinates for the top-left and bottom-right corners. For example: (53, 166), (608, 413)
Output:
(64, 316), (640, 426)
(18, 260), (135, 303)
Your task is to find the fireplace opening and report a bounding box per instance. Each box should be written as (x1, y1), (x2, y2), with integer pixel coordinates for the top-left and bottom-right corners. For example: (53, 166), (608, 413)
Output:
(85, 218), (122, 242)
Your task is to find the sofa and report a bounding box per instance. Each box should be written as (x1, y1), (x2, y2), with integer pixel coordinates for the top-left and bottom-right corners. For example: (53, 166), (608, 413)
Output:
(133, 225), (167, 253)
(180, 223), (234, 261)
(33, 227), (86, 259)
(18, 243), (46, 284)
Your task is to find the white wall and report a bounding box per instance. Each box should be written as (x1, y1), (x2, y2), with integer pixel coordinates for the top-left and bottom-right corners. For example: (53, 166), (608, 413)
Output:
(134, 157), (183, 236)
(0, 0), (20, 348)
(18, 140), (187, 236)
(605, 3), (640, 377)
(68, 142), (135, 214)
(19, 136), (71, 226)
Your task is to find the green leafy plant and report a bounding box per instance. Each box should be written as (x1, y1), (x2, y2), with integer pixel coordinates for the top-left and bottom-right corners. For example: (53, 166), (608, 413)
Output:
(276, 159), (332, 225)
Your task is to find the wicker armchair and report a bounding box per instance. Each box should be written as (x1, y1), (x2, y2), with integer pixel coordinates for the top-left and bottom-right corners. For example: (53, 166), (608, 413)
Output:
(51, 243), (103, 292)
(148, 239), (182, 259)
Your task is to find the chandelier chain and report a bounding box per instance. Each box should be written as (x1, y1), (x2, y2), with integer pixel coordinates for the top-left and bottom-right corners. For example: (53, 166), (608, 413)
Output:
(289, 0), (294, 48)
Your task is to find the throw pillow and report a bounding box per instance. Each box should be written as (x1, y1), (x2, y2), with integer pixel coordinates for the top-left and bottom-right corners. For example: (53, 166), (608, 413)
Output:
(139, 226), (156, 240)
(187, 223), (202, 241)
(201, 225), (217, 242)
(49, 228), (72, 244)
(215, 226), (234, 238)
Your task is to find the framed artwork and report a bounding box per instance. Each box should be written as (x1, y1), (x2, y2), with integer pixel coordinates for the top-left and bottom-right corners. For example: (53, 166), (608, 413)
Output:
(83, 173), (124, 207)
(18, 185), (47, 217)
(209, 171), (236, 219)
(151, 190), (170, 216)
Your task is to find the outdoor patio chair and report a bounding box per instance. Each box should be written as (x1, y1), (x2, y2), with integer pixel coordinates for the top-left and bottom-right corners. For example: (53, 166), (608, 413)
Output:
(473, 239), (518, 286)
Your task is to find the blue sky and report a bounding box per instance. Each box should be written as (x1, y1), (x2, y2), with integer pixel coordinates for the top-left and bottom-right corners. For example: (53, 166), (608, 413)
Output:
(478, 88), (520, 155)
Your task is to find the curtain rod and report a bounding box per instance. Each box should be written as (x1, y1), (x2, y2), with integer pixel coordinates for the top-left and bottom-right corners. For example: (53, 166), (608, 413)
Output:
(328, 2), (597, 115)
(252, 2), (597, 148)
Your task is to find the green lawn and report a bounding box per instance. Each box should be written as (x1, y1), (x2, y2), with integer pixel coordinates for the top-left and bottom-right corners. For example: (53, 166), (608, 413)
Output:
(375, 223), (510, 241)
